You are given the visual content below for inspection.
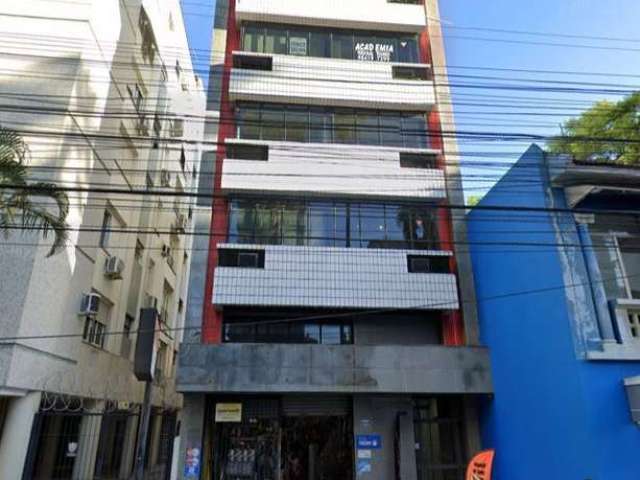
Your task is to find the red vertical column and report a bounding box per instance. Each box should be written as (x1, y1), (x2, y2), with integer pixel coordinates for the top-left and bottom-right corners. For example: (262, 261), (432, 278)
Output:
(202, 2), (239, 344)
(421, 31), (465, 346)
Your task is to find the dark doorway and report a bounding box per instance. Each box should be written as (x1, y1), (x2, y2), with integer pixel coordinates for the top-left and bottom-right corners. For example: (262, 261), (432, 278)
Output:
(281, 416), (353, 480)
(30, 413), (82, 480)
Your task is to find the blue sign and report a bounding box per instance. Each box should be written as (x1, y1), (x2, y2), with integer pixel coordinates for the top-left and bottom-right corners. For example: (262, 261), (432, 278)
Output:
(357, 459), (372, 474)
(356, 434), (382, 450)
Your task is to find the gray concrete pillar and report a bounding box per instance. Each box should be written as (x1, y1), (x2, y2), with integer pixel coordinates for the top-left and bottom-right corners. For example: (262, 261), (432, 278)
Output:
(176, 394), (206, 480)
(352, 396), (416, 480)
(0, 392), (41, 480)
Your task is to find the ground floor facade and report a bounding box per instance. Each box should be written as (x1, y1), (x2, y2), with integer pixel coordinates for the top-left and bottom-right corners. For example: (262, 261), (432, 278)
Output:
(0, 392), (179, 480)
(178, 393), (479, 480)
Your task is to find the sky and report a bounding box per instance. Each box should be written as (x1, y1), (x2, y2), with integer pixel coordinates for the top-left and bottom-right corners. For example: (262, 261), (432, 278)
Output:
(179, 0), (640, 198)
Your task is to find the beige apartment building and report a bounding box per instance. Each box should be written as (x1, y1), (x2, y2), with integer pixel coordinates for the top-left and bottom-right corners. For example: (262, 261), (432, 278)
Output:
(0, 1), (205, 478)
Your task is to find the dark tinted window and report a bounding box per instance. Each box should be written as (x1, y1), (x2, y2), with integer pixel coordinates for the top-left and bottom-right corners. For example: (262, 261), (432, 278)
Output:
(357, 112), (380, 145)
(309, 31), (331, 57)
(261, 105), (285, 141)
(286, 107), (309, 143)
(334, 109), (356, 144)
(402, 114), (428, 148)
(237, 105), (260, 140)
(332, 32), (354, 60)
(218, 249), (265, 268)
(309, 108), (333, 143)
(407, 255), (450, 273)
(227, 144), (269, 161)
(400, 152), (437, 169)
(265, 26), (287, 54)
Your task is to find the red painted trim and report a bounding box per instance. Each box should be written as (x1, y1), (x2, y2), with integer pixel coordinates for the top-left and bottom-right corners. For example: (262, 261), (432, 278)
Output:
(202, 2), (239, 344)
(422, 30), (465, 346)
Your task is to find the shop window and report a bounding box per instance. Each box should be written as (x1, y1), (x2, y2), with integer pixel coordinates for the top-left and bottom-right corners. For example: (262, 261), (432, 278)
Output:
(227, 144), (269, 161)
(400, 152), (437, 169)
(407, 255), (450, 273)
(219, 249), (265, 268)
(233, 53), (272, 71)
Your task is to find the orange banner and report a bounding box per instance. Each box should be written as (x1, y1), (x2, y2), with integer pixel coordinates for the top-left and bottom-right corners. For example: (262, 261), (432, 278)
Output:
(466, 450), (495, 480)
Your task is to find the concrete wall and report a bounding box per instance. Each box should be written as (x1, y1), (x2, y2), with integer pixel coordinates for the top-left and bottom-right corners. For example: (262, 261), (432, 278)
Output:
(222, 139), (445, 199)
(177, 343), (492, 394)
(230, 52), (435, 110)
(468, 144), (640, 480)
(353, 396), (416, 480)
(213, 244), (459, 310)
(235, 0), (426, 32)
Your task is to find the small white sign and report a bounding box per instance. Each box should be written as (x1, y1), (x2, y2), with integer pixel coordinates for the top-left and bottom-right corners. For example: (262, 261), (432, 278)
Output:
(357, 449), (372, 459)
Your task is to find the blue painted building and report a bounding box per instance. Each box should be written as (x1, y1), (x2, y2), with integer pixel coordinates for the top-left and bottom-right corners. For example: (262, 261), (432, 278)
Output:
(468, 144), (640, 479)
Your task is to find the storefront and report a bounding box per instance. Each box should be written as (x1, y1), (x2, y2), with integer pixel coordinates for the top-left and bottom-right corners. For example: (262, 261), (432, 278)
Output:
(202, 395), (470, 480)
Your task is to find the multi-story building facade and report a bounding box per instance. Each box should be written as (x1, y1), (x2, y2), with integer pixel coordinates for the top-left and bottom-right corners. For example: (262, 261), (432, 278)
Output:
(0, 1), (205, 478)
(177, 1), (491, 479)
(468, 144), (640, 479)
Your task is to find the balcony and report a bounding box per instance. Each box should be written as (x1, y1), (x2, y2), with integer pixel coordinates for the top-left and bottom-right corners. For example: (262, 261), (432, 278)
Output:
(222, 139), (445, 200)
(235, 0), (426, 32)
(213, 244), (459, 310)
(176, 343), (492, 394)
(229, 51), (435, 110)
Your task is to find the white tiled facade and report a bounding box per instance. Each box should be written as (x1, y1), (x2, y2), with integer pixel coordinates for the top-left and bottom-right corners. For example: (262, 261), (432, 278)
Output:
(222, 139), (445, 199)
(235, 0), (426, 32)
(213, 245), (459, 310)
(230, 51), (435, 110)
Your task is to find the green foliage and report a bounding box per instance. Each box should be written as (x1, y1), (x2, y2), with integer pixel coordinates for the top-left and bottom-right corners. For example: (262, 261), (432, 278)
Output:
(466, 195), (483, 207)
(0, 126), (69, 257)
(548, 92), (640, 165)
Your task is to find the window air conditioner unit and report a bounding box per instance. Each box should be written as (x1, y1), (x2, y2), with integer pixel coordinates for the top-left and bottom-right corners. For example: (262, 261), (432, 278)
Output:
(160, 169), (171, 187)
(161, 244), (171, 258)
(104, 256), (125, 280)
(79, 293), (101, 317)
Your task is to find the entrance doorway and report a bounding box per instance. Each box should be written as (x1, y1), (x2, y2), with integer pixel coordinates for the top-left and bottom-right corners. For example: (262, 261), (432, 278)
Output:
(281, 416), (352, 480)
(210, 397), (353, 480)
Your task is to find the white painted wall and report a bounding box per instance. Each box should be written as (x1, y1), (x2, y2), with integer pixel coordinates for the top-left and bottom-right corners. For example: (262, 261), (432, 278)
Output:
(213, 245), (459, 310)
(230, 52), (435, 110)
(222, 139), (445, 199)
(236, 0), (426, 32)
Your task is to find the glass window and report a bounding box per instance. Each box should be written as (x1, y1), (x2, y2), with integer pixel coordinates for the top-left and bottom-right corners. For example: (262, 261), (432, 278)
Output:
(309, 108), (333, 143)
(230, 200), (257, 243)
(261, 105), (285, 141)
(356, 112), (380, 145)
(309, 203), (335, 247)
(309, 31), (330, 57)
(385, 205), (411, 249)
(374, 35), (397, 63)
(321, 325), (341, 345)
(334, 109), (356, 144)
(412, 207), (439, 249)
(398, 35), (419, 63)
(380, 113), (403, 147)
(243, 25), (265, 53)
(286, 107), (309, 143)
(359, 204), (386, 248)
(341, 324), (353, 344)
(264, 27), (287, 54)
(354, 34), (376, 62)
(331, 32), (354, 60)
(237, 104), (261, 140)
(304, 324), (321, 344)
(335, 204), (348, 247)
(288, 29), (309, 56)
(254, 203), (281, 244)
(402, 113), (428, 148)
(99, 210), (112, 249)
(282, 203), (306, 245)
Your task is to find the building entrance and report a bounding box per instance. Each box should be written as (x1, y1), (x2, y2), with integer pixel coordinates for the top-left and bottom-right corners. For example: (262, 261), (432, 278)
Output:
(210, 397), (353, 480)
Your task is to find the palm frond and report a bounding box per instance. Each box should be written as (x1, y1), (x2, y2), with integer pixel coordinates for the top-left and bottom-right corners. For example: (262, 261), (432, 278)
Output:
(0, 156), (28, 185)
(0, 125), (27, 165)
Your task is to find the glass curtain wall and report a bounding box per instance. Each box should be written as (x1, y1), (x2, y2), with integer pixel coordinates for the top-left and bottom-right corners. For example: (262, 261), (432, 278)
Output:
(228, 199), (440, 250)
(242, 23), (419, 63)
(236, 103), (429, 149)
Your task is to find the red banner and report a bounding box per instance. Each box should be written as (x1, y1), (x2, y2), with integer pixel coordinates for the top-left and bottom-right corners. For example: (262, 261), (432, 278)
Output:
(466, 450), (495, 480)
